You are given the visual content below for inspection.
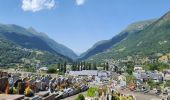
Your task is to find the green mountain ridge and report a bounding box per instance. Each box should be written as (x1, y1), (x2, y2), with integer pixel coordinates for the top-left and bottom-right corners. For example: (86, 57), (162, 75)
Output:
(84, 11), (170, 62)
(79, 19), (157, 61)
(27, 27), (78, 60)
(0, 24), (77, 59)
(0, 24), (77, 67)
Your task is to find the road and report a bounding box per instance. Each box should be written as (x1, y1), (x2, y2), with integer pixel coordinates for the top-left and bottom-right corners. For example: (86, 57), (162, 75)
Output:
(61, 90), (162, 100)
(120, 90), (162, 100)
(131, 92), (161, 100)
(61, 91), (87, 100)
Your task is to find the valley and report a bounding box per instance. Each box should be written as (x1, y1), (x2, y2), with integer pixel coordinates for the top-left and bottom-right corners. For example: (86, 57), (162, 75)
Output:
(0, 2), (170, 99)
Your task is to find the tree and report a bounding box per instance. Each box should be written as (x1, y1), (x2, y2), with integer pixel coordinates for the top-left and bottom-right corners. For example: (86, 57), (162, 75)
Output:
(87, 87), (98, 97)
(82, 62), (86, 70)
(167, 95), (170, 100)
(57, 63), (61, 71)
(106, 62), (109, 71)
(80, 62), (83, 71)
(47, 68), (57, 73)
(71, 64), (76, 71)
(144, 62), (169, 71)
(63, 62), (67, 73)
(125, 61), (134, 75)
(93, 62), (97, 70)
(165, 80), (170, 87)
(114, 66), (118, 73)
(75, 94), (85, 100)
(126, 75), (136, 84)
(147, 79), (157, 89)
(88, 63), (92, 70)
(103, 63), (106, 70)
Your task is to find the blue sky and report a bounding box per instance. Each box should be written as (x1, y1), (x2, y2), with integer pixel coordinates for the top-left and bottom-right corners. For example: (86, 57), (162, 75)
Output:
(0, 0), (170, 54)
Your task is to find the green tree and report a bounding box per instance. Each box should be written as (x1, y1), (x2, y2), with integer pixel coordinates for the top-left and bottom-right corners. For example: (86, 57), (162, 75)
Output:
(93, 62), (97, 70)
(106, 62), (109, 71)
(114, 66), (118, 73)
(87, 87), (98, 97)
(63, 62), (67, 73)
(47, 68), (57, 73)
(71, 64), (76, 71)
(75, 94), (85, 100)
(148, 79), (157, 89)
(126, 75), (136, 84)
(165, 80), (170, 87)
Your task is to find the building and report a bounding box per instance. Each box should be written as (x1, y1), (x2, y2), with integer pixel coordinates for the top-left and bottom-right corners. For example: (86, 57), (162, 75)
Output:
(158, 56), (169, 63)
(39, 67), (48, 73)
(163, 70), (170, 81)
(69, 70), (98, 76)
(134, 65), (145, 72)
(133, 71), (163, 83)
(69, 70), (112, 82)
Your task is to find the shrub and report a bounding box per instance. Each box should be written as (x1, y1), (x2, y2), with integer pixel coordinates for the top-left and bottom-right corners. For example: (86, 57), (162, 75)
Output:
(75, 94), (85, 100)
(113, 95), (120, 100)
(47, 68), (57, 73)
(87, 87), (98, 97)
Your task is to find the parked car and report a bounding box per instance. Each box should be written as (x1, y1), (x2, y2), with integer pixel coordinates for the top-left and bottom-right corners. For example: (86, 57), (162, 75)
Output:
(67, 88), (75, 96)
(156, 89), (161, 95)
(81, 85), (89, 92)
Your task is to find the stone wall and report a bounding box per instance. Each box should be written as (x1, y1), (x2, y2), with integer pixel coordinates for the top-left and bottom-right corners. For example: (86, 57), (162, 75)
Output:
(0, 71), (8, 78)
(0, 71), (9, 93)
(0, 77), (8, 93)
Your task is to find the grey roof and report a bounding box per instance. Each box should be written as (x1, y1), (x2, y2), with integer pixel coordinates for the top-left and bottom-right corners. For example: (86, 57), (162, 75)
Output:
(134, 65), (143, 68)
(69, 70), (98, 76)
(135, 72), (163, 80)
(98, 71), (111, 77)
(148, 73), (162, 79)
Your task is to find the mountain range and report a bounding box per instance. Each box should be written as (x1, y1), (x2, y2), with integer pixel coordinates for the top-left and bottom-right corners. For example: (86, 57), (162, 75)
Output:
(79, 11), (170, 62)
(1, 11), (170, 66)
(0, 24), (77, 66)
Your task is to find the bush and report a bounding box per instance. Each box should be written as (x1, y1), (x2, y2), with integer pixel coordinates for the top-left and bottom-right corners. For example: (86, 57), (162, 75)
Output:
(167, 95), (170, 100)
(147, 79), (157, 89)
(87, 87), (98, 97)
(165, 80), (170, 87)
(75, 94), (85, 100)
(47, 68), (57, 73)
(113, 95), (120, 100)
(126, 75), (136, 84)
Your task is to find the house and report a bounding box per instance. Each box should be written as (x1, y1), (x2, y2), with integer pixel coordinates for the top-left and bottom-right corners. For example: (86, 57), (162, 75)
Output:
(98, 71), (111, 77)
(98, 71), (112, 81)
(148, 71), (163, 82)
(133, 72), (148, 82)
(69, 70), (112, 82)
(158, 55), (169, 63)
(118, 75), (126, 81)
(133, 71), (163, 83)
(69, 70), (98, 76)
(134, 65), (143, 72)
(39, 67), (48, 73)
(119, 80), (127, 88)
(163, 70), (170, 81)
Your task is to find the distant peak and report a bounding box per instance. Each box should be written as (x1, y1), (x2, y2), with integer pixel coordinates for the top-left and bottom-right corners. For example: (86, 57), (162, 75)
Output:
(27, 27), (37, 33)
(153, 11), (170, 27)
(124, 19), (157, 32)
(162, 11), (170, 19)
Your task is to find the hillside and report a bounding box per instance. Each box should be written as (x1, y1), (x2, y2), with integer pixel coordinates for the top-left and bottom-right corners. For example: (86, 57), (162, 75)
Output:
(27, 27), (77, 60)
(79, 19), (156, 60)
(0, 24), (74, 67)
(85, 11), (170, 62)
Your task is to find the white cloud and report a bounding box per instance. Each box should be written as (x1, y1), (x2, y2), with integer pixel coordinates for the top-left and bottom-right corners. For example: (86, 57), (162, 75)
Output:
(75, 0), (86, 6)
(21, 0), (56, 12)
